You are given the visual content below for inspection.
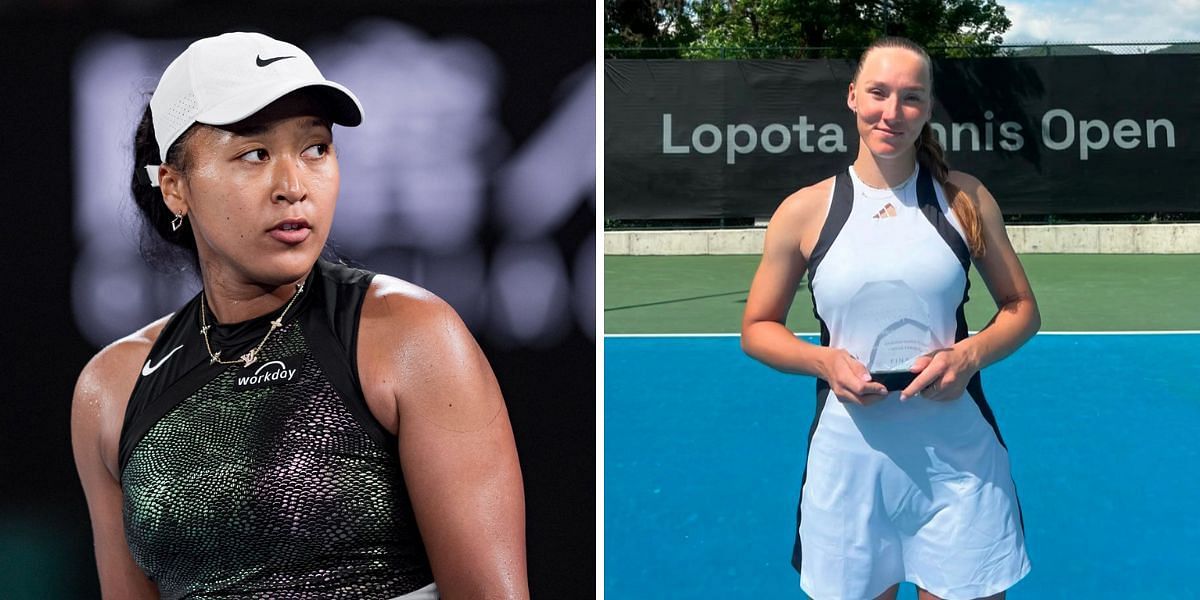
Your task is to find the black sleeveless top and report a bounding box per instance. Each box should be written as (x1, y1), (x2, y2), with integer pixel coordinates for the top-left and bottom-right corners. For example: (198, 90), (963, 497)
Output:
(119, 260), (434, 599)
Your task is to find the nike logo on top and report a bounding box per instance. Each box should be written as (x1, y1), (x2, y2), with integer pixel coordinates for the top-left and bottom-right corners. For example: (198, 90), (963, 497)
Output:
(142, 344), (185, 377)
(256, 55), (295, 67)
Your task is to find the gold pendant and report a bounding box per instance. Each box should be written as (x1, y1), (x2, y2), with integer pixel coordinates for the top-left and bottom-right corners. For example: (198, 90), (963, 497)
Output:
(240, 349), (258, 367)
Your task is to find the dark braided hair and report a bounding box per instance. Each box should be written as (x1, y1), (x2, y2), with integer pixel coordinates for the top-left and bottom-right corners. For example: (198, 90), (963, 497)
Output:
(853, 36), (985, 257)
(130, 100), (201, 271)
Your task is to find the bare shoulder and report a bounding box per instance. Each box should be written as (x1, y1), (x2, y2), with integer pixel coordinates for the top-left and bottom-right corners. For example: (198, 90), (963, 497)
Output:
(359, 274), (480, 368)
(75, 315), (172, 409)
(947, 169), (984, 190)
(947, 170), (988, 201)
(763, 175), (836, 258)
(77, 316), (172, 387)
(360, 274), (461, 335)
(773, 175), (836, 224)
(358, 275), (500, 433)
(947, 169), (1002, 214)
(72, 315), (173, 477)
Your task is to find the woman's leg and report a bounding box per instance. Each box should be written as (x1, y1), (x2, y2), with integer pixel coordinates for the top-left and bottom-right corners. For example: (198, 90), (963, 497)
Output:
(916, 588), (1004, 600)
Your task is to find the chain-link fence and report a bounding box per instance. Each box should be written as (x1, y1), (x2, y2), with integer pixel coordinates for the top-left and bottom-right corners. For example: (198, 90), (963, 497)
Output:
(605, 42), (1200, 59)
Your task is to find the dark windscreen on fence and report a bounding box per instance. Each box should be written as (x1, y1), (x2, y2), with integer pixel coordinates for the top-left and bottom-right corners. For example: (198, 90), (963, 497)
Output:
(605, 56), (1199, 219)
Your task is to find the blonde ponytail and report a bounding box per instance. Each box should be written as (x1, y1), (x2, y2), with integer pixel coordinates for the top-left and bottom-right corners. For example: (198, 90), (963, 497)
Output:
(917, 123), (985, 258)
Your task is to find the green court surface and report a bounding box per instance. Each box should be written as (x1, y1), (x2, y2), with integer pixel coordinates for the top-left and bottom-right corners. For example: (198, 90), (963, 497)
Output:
(604, 254), (1200, 333)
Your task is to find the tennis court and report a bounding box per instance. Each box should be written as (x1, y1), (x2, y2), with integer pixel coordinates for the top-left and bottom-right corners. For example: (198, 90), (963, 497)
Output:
(604, 254), (1200, 598)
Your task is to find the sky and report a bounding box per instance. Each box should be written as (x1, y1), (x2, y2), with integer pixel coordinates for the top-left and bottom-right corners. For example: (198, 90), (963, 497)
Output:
(1003, 0), (1200, 46)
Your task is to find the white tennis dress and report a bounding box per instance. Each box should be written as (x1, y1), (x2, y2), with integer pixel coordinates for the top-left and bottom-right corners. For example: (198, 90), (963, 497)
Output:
(795, 164), (1030, 599)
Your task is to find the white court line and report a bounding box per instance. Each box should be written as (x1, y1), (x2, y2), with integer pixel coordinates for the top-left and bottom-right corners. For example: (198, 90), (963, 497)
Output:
(606, 330), (1200, 338)
(606, 332), (743, 338)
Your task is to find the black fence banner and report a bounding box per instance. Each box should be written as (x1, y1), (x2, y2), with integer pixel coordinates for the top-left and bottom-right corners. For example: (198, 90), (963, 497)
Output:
(605, 56), (1200, 219)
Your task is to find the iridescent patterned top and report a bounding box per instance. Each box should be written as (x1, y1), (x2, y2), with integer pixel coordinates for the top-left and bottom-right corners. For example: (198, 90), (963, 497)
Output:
(119, 260), (434, 599)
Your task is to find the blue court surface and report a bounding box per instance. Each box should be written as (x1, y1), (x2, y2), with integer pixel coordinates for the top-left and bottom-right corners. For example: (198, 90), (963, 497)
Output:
(604, 333), (1200, 598)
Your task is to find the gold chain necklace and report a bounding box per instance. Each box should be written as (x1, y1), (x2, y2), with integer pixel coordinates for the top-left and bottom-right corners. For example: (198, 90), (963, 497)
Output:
(199, 282), (305, 367)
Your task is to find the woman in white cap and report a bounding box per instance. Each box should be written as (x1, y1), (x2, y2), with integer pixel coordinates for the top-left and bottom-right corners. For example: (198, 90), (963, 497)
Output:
(71, 32), (527, 599)
(742, 37), (1038, 599)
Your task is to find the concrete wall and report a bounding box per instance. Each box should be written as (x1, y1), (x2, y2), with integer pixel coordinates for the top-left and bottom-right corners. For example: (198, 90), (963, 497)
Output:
(604, 223), (1200, 255)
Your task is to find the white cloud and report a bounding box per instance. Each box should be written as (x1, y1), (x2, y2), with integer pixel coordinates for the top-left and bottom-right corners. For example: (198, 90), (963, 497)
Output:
(1004, 0), (1200, 45)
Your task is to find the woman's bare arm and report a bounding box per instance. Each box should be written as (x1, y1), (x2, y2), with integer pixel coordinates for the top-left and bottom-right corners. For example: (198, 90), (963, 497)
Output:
(71, 324), (167, 599)
(901, 172), (1041, 400)
(742, 180), (888, 405)
(359, 278), (528, 599)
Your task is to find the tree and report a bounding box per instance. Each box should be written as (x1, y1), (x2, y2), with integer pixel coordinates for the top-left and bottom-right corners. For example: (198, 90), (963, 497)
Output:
(606, 0), (1012, 58)
(605, 0), (699, 55)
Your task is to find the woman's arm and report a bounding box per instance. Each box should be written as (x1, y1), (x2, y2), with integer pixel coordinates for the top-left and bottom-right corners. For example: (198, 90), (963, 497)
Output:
(741, 181), (889, 405)
(71, 334), (162, 600)
(359, 278), (528, 599)
(901, 172), (1041, 400)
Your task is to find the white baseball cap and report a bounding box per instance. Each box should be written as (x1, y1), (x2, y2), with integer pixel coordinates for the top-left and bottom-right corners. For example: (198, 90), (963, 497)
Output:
(147, 31), (363, 167)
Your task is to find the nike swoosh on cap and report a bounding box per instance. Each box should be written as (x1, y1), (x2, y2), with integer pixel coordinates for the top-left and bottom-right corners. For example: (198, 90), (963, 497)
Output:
(256, 55), (295, 67)
(142, 344), (185, 377)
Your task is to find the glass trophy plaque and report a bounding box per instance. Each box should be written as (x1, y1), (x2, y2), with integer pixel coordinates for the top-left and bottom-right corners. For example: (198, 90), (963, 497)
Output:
(847, 280), (944, 391)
